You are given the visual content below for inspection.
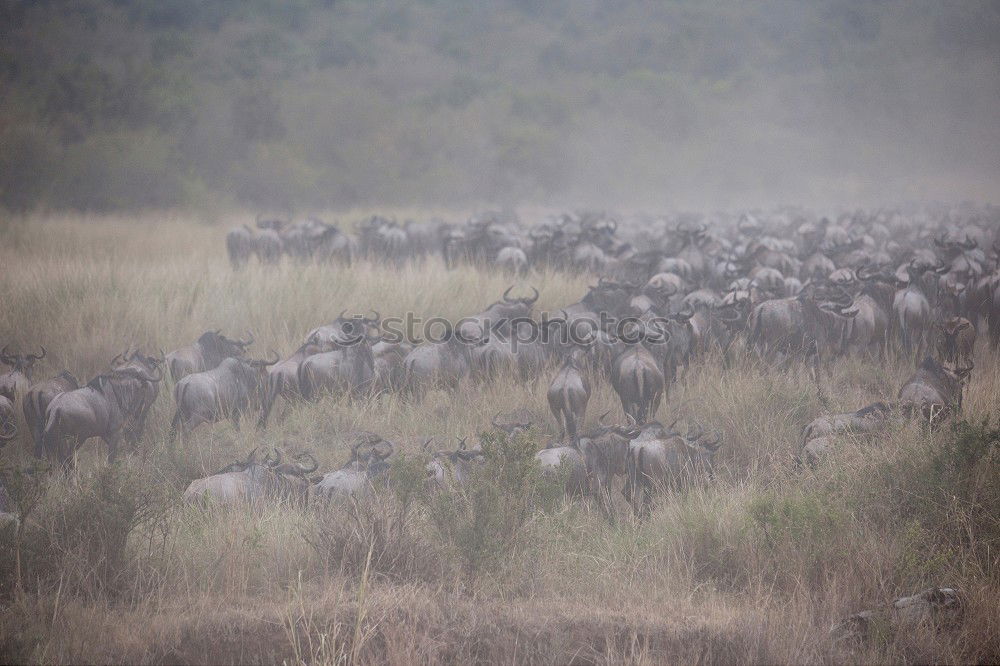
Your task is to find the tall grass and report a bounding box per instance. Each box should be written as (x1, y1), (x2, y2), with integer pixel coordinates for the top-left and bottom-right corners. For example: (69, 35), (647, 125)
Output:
(0, 214), (997, 664)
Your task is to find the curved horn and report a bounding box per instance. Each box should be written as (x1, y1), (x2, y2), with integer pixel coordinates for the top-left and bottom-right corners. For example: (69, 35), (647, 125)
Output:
(366, 309), (381, 324)
(246, 447), (260, 467)
(457, 437), (467, 451)
(270, 448), (283, 467)
(598, 410), (612, 426)
(29, 346), (46, 361)
(237, 331), (255, 347)
(523, 286), (539, 305)
(0, 345), (13, 365)
(111, 351), (126, 367)
(502, 285), (515, 302)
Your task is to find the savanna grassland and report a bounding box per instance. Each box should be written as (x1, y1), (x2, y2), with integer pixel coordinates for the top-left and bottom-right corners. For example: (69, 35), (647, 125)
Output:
(0, 212), (998, 664)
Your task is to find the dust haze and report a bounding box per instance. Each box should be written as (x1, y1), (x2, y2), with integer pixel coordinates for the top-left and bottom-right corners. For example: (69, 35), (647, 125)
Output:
(1, 0), (999, 212)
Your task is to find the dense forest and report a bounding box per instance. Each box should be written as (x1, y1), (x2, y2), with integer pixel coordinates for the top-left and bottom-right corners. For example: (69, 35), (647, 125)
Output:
(1, 0), (999, 212)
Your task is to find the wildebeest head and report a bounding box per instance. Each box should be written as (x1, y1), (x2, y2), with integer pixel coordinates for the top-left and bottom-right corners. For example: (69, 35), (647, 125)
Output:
(327, 310), (381, 346)
(112, 348), (165, 374)
(198, 330), (253, 364)
(1, 345), (45, 376)
(582, 278), (637, 316)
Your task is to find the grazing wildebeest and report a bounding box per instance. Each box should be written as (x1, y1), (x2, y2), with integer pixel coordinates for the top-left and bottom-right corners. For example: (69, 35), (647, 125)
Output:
(936, 316), (976, 366)
(547, 347), (590, 446)
(166, 331), (253, 382)
(623, 422), (722, 518)
(41, 365), (163, 468)
(0, 346), (45, 401)
(0, 396), (17, 444)
(897, 356), (973, 423)
(184, 449), (318, 506)
(170, 352), (279, 437)
(610, 342), (665, 424)
(23, 371), (79, 456)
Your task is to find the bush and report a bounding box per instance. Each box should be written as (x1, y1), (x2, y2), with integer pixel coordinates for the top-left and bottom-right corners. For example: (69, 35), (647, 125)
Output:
(0, 464), (169, 599)
(425, 430), (548, 585)
(303, 453), (441, 584)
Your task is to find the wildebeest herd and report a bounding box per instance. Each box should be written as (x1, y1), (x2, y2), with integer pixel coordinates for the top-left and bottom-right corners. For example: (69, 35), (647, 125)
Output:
(2, 205), (997, 518)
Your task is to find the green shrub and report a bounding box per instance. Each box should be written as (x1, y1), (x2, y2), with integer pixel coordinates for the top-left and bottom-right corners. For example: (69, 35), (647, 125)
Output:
(426, 430), (547, 584)
(0, 464), (168, 599)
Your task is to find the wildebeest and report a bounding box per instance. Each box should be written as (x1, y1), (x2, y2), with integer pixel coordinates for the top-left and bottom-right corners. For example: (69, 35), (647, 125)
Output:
(459, 286), (539, 341)
(534, 444), (589, 497)
(41, 365), (163, 468)
(623, 422), (722, 517)
(798, 402), (894, 465)
(296, 319), (377, 401)
(313, 438), (394, 499)
(170, 352), (279, 436)
(936, 316), (976, 366)
(576, 413), (643, 506)
(0, 345), (45, 401)
(0, 396), (17, 445)
(23, 371), (79, 456)
(258, 334), (333, 427)
(745, 286), (858, 369)
(166, 331), (253, 382)
(547, 347), (590, 446)
(225, 225), (256, 269)
(401, 323), (472, 399)
(111, 349), (165, 444)
(183, 449), (318, 506)
(893, 265), (934, 359)
(610, 342), (665, 424)
(897, 356), (973, 422)
(426, 438), (485, 489)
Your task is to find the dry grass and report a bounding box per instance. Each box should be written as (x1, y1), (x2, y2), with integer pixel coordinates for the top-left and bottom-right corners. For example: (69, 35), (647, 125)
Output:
(0, 212), (998, 664)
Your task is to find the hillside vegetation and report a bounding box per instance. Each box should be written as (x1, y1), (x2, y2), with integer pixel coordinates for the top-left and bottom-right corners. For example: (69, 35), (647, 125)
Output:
(0, 214), (997, 663)
(2, 1), (1000, 211)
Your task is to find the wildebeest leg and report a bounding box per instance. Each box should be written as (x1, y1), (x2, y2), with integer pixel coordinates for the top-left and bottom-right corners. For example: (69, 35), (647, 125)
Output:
(168, 409), (184, 442)
(650, 388), (663, 422)
(105, 435), (121, 464)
